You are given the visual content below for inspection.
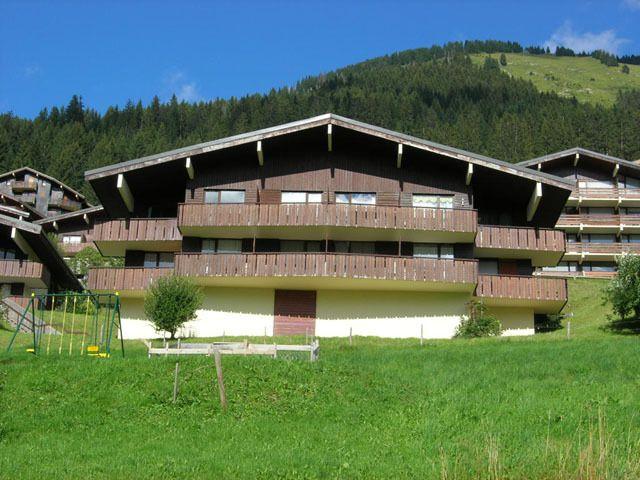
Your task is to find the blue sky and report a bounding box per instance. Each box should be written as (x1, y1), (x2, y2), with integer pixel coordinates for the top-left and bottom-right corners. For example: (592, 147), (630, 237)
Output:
(2, 0), (640, 118)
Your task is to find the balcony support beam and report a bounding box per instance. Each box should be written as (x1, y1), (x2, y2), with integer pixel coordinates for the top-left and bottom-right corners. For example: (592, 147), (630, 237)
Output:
(396, 143), (403, 168)
(612, 163), (619, 177)
(327, 125), (333, 152)
(83, 213), (89, 225)
(466, 163), (473, 185)
(574, 152), (580, 167)
(526, 182), (542, 222)
(185, 157), (194, 180)
(257, 141), (264, 166)
(116, 174), (134, 213)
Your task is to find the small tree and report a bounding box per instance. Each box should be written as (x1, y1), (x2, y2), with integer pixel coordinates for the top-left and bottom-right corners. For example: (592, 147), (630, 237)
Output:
(499, 53), (507, 66)
(483, 57), (500, 71)
(602, 255), (640, 320)
(144, 276), (203, 339)
(455, 300), (502, 338)
(622, 64), (630, 74)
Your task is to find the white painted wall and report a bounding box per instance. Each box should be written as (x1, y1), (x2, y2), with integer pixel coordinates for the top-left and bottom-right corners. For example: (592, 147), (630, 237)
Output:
(489, 306), (535, 337)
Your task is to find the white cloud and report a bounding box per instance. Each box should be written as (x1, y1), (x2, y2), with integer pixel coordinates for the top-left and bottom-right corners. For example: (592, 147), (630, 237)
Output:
(544, 21), (628, 54)
(622, 0), (640, 10)
(163, 70), (203, 102)
(24, 65), (42, 78)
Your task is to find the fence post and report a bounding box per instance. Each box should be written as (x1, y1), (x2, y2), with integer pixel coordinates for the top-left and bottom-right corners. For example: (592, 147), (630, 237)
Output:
(420, 324), (424, 346)
(567, 321), (571, 340)
(349, 327), (353, 346)
(172, 362), (180, 403)
(213, 350), (227, 411)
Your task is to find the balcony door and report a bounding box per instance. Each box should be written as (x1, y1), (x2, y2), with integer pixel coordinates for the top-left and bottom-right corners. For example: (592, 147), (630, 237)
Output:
(274, 290), (316, 336)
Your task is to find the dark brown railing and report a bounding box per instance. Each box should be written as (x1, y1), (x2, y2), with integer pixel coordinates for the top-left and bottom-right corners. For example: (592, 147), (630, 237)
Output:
(0, 260), (50, 285)
(174, 253), (478, 285)
(92, 218), (182, 242)
(476, 225), (565, 252)
(476, 274), (567, 302)
(86, 267), (173, 291)
(178, 203), (478, 233)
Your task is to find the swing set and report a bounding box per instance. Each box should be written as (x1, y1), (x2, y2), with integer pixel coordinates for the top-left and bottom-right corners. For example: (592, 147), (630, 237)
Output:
(6, 292), (124, 357)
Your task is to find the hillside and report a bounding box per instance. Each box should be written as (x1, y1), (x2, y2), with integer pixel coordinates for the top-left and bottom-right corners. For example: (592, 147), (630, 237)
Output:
(471, 53), (640, 106)
(2, 279), (640, 478)
(1, 41), (640, 200)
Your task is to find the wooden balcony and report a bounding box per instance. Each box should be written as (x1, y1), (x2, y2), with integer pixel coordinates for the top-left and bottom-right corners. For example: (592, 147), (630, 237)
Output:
(58, 241), (94, 256)
(476, 274), (567, 313)
(177, 203), (478, 242)
(0, 260), (50, 289)
(567, 188), (640, 207)
(536, 270), (616, 279)
(86, 267), (173, 296)
(174, 253), (478, 292)
(92, 218), (182, 256)
(563, 242), (640, 261)
(558, 214), (640, 233)
(475, 225), (565, 266)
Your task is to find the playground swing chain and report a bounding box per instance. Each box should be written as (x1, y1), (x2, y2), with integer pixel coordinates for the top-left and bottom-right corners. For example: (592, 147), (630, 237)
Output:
(6, 292), (125, 358)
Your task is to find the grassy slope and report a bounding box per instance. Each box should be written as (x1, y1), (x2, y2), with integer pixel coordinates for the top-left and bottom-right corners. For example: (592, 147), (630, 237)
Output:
(470, 53), (640, 106)
(1, 279), (639, 479)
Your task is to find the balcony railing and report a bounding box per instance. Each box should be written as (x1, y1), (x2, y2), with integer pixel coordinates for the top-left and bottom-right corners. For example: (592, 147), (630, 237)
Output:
(0, 260), (50, 286)
(565, 242), (640, 255)
(476, 274), (567, 302)
(86, 267), (173, 292)
(92, 218), (182, 243)
(558, 214), (640, 231)
(569, 187), (640, 201)
(178, 203), (478, 234)
(174, 253), (478, 286)
(537, 270), (615, 279)
(475, 225), (565, 252)
(58, 242), (93, 255)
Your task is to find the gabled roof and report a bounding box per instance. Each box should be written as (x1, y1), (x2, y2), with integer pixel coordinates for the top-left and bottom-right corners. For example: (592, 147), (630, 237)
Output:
(85, 113), (574, 191)
(34, 205), (104, 225)
(0, 166), (89, 203)
(0, 191), (44, 220)
(518, 147), (640, 173)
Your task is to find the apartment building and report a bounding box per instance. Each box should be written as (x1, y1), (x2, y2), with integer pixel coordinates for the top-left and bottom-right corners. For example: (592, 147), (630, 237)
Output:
(84, 114), (571, 339)
(520, 148), (640, 278)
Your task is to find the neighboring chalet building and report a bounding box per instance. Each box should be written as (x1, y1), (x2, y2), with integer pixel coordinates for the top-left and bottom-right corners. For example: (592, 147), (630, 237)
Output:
(519, 148), (640, 278)
(84, 114), (572, 339)
(0, 167), (101, 257)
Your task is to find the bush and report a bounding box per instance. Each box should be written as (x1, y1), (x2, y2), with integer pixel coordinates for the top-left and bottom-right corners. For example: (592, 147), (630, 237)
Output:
(499, 53), (507, 66)
(602, 255), (640, 320)
(622, 64), (630, 74)
(455, 300), (502, 338)
(483, 57), (500, 71)
(144, 276), (202, 339)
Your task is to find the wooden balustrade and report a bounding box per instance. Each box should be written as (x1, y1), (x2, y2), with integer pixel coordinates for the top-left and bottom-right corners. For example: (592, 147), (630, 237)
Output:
(178, 203), (477, 233)
(476, 225), (565, 252)
(174, 253), (478, 285)
(570, 187), (640, 201)
(87, 267), (173, 292)
(92, 218), (182, 242)
(476, 274), (567, 302)
(0, 260), (50, 285)
(565, 242), (640, 255)
(557, 214), (621, 227)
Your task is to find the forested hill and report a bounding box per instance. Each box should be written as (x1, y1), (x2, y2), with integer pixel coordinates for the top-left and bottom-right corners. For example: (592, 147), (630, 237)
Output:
(1, 40), (639, 201)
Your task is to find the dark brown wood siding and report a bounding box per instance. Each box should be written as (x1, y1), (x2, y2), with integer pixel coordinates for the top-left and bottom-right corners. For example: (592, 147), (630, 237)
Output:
(274, 290), (316, 336)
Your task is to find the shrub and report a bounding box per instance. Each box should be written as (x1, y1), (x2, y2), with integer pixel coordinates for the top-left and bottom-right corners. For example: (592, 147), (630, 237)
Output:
(455, 300), (502, 338)
(602, 255), (640, 320)
(483, 57), (500, 71)
(499, 53), (507, 66)
(144, 276), (202, 339)
(622, 64), (630, 74)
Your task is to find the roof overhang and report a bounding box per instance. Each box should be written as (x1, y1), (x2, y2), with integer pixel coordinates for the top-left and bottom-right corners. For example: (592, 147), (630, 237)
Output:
(519, 147), (640, 177)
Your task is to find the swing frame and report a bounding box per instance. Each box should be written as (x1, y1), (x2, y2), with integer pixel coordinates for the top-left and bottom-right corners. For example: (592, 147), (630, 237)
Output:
(6, 292), (124, 357)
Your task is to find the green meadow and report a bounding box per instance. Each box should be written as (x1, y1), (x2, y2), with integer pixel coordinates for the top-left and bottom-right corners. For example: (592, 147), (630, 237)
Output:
(470, 53), (640, 106)
(1, 278), (639, 479)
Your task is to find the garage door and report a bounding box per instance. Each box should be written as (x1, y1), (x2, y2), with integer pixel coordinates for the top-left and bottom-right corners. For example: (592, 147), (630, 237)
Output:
(274, 290), (316, 336)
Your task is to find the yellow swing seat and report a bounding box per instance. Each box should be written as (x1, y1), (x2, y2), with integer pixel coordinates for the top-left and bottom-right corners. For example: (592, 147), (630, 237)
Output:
(87, 345), (100, 355)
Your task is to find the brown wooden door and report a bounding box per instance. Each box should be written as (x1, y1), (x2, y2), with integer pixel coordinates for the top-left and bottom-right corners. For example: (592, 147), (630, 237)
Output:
(274, 290), (316, 336)
(498, 260), (518, 275)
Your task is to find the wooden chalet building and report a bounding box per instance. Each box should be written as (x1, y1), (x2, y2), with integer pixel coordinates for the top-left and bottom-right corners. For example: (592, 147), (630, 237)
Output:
(520, 148), (640, 278)
(0, 167), (102, 257)
(84, 114), (571, 339)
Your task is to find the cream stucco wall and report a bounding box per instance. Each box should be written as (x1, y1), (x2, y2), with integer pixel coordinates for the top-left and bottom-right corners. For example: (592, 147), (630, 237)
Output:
(119, 287), (275, 339)
(315, 290), (469, 339)
(488, 306), (535, 336)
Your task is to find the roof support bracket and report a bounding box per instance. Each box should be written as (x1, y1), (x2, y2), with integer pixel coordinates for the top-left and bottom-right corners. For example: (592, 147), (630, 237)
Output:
(613, 163), (619, 177)
(116, 174), (134, 213)
(185, 157), (194, 180)
(327, 125), (333, 152)
(396, 143), (403, 169)
(466, 163), (473, 185)
(257, 141), (264, 166)
(574, 152), (580, 167)
(526, 182), (542, 222)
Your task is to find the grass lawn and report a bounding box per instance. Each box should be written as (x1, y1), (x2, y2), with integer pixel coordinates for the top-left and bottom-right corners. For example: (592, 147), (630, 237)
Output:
(1, 279), (639, 478)
(470, 53), (640, 106)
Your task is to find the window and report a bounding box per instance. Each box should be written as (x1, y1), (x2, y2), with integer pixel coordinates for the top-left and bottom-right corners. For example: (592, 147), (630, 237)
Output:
(62, 235), (82, 244)
(204, 190), (245, 204)
(623, 235), (640, 243)
(586, 234), (616, 244)
(143, 252), (174, 268)
(584, 207), (615, 215)
(336, 192), (376, 205)
(281, 191), (323, 204)
(621, 207), (640, 214)
(0, 248), (18, 260)
(414, 243), (454, 259)
(623, 177), (640, 189)
(479, 260), (499, 275)
(583, 262), (616, 272)
(333, 241), (375, 254)
(280, 240), (322, 253)
(202, 239), (242, 254)
(412, 194), (454, 209)
(566, 234), (579, 243)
